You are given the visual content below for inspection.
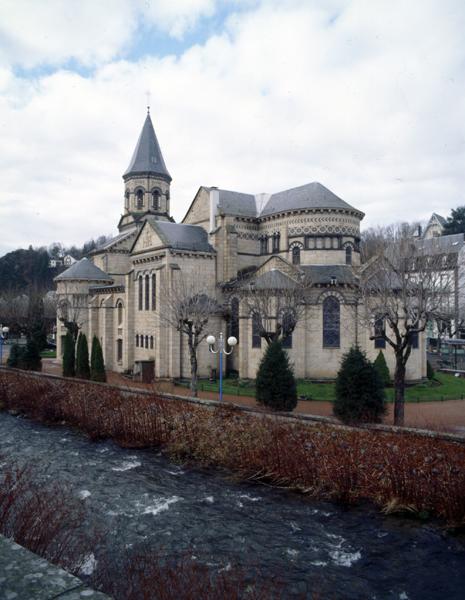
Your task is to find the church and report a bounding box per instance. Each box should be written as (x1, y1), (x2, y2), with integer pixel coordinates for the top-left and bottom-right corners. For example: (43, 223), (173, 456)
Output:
(55, 112), (426, 383)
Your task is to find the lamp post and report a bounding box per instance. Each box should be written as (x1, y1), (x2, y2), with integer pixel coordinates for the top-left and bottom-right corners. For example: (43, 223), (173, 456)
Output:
(0, 326), (10, 366)
(207, 332), (237, 402)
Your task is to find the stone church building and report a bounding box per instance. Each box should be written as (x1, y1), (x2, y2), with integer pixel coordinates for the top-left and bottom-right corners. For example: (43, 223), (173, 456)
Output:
(55, 112), (426, 382)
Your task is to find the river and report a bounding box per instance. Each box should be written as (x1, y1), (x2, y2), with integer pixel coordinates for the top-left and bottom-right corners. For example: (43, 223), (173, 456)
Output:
(0, 412), (464, 599)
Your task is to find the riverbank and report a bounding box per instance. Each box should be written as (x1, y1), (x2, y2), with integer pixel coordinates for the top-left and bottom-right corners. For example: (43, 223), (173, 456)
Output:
(40, 359), (465, 432)
(1, 368), (465, 527)
(1, 411), (464, 600)
(0, 535), (110, 600)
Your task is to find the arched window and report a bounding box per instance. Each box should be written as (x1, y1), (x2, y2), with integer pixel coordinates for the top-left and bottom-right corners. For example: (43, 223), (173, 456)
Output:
(138, 276), (143, 311)
(322, 296), (340, 348)
(150, 336), (154, 349)
(260, 236), (268, 255)
(136, 190), (144, 210)
(292, 246), (301, 265)
(230, 297), (239, 341)
(136, 334), (139, 347)
(124, 190), (130, 209)
(281, 311), (295, 349)
(145, 274), (150, 310)
(117, 301), (123, 325)
(374, 316), (386, 349)
(345, 245), (352, 265)
(252, 312), (261, 348)
(152, 190), (160, 210)
(116, 339), (123, 362)
(151, 273), (156, 310)
(145, 335), (149, 348)
(272, 232), (280, 253)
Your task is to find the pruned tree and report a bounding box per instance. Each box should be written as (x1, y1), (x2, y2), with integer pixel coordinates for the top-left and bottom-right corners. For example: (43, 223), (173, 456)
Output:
(231, 269), (310, 346)
(56, 283), (88, 342)
(159, 272), (219, 397)
(358, 225), (460, 425)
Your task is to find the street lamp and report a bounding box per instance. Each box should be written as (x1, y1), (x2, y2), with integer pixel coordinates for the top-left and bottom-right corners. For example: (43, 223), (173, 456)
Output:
(207, 332), (237, 402)
(0, 326), (10, 366)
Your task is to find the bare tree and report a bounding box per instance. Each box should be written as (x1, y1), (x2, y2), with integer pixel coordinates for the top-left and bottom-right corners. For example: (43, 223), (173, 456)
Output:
(56, 283), (89, 342)
(230, 269), (310, 345)
(358, 225), (458, 425)
(159, 272), (219, 396)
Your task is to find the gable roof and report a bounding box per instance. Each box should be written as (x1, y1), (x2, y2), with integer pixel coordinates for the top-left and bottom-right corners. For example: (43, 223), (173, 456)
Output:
(133, 218), (214, 253)
(428, 213), (446, 226)
(124, 112), (171, 181)
(54, 258), (113, 282)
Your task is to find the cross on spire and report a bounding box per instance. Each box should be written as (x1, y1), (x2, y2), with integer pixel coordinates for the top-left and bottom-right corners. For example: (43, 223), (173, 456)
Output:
(145, 90), (151, 114)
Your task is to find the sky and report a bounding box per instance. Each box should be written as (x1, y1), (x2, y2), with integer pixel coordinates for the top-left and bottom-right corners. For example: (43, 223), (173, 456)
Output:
(0, 0), (464, 256)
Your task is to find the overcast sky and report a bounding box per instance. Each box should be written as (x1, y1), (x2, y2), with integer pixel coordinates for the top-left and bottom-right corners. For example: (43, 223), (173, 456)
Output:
(0, 0), (464, 256)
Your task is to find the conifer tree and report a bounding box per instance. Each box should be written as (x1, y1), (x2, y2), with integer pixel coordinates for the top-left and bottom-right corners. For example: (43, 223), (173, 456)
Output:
(334, 346), (386, 424)
(75, 333), (90, 379)
(6, 344), (25, 368)
(255, 340), (297, 411)
(21, 337), (42, 371)
(90, 335), (106, 382)
(62, 331), (75, 377)
(373, 350), (390, 387)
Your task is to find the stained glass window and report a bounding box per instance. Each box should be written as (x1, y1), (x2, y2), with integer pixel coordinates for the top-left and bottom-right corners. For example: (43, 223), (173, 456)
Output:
(252, 312), (261, 348)
(292, 246), (300, 265)
(145, 275), (150, 310)
(152, 274), (156, 311)
(138, 276), (143, 311)
(374, 317), (386, 349)
(323, 296), (340, 348)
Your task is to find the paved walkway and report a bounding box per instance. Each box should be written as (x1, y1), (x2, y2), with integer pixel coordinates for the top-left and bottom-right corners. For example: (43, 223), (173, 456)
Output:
(40, 360), (465, 432)
(0, 535), (110, 600)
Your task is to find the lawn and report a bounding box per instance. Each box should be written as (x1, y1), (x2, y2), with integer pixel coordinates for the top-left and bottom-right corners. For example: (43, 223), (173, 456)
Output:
(40, 350), (56, 359)
(190, 372), (465, 403)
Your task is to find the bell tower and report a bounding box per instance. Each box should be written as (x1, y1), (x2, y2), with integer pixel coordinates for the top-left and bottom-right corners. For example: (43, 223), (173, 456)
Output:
(118, 109), (172, 232)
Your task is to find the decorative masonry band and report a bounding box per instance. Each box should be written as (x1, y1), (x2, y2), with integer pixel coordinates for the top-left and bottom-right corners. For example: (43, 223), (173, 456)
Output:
(0, 366), (464, 445)
(0, 535), (110, 600)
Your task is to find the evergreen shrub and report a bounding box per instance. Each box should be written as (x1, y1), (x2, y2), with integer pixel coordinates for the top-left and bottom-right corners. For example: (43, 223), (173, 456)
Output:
(334, 346), (386, 424)
(62, 332), (75, 377)
(75, 333), (90, 379)
(255, 340), (297, 411)
(90, 336), (106, 382)
(21, 338), (42, 371)
(6, 344), (25, 368)
(427, 360), (435, 381)
(373, 350), (390, 387)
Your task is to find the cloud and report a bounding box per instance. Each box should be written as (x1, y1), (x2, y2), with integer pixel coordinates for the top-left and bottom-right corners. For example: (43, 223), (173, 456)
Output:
(0, 0), (464, 255)
(0, 0), (218, 68)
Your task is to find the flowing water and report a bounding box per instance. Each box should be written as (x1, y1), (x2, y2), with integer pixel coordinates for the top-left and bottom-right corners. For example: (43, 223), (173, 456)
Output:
(0, 412), (464, 599)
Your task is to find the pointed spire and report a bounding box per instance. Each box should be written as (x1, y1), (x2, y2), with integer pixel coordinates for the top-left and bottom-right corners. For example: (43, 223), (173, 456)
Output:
(124, 112), (171, 181)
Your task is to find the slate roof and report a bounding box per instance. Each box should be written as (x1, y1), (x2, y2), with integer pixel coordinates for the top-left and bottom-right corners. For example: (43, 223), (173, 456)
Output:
(204, 182), (361, 219)
(261, 182), (361, 217)
(94, 229), (138, 252)
(146, 218), (215, 253)
(210, 188), (258, 218)
(300, 265), (357, 285)
(54, 258), (113, 282)
(124, 112), (171, 181)
(416, 233), (464, 255)
(430, 213), (446, 226)
(253, 269), (298, 289)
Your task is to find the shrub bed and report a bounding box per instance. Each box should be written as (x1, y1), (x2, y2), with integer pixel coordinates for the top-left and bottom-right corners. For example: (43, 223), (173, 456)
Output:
(1, 369), (465, 527)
